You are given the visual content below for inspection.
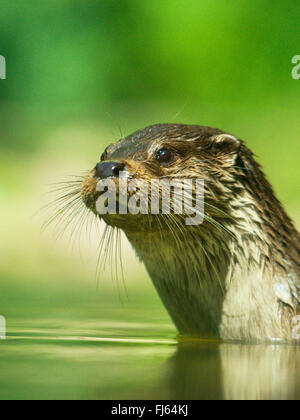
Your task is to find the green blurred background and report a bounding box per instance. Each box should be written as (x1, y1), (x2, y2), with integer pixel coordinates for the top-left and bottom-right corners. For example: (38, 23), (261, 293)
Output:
(0, 1), (299, 400)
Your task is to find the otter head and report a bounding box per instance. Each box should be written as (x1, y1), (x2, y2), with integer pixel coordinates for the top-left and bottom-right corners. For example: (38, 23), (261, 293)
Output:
(81, 123), (242, 238)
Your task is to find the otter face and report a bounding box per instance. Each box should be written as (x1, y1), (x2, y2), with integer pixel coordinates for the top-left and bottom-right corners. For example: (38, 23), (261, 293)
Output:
(81, 124), (242, 233)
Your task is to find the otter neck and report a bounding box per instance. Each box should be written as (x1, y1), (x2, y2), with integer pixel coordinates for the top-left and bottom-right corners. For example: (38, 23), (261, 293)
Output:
(125, 217), (296, 341)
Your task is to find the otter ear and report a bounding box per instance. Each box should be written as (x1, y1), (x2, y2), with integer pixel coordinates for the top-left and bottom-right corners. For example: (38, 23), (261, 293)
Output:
(210, 134), (240, 153)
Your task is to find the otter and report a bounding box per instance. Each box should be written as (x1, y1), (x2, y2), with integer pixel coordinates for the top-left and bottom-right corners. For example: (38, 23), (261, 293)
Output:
(80, 124), (300, 342)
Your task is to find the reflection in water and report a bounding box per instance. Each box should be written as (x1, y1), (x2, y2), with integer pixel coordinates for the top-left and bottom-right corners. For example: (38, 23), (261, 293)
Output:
(166, 342), (223, 400)
(220, 343), (299, 400)
(1, 326), (299, 399)
(164, 341), (300, 400)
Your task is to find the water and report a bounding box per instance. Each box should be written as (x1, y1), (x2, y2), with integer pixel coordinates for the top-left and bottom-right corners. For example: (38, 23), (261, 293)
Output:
(1, 314), (299, 400)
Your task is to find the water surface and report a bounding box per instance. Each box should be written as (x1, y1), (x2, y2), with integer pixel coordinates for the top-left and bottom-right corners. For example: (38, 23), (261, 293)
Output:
(1, 309), (299, 400)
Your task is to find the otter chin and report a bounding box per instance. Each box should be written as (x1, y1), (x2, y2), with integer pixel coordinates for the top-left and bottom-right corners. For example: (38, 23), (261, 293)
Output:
(81, 124), (300, 342)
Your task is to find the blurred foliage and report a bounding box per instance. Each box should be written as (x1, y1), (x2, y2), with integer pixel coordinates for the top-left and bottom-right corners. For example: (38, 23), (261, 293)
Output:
(0, 0), (299, 145)
(0, 0), (299, 104)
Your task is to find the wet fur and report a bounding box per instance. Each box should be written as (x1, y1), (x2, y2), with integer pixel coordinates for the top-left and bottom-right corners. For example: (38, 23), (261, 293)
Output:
(81, 124), (300, 341)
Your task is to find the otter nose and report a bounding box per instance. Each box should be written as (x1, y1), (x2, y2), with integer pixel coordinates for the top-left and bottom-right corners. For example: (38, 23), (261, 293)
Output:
(94, 161), (125, 179)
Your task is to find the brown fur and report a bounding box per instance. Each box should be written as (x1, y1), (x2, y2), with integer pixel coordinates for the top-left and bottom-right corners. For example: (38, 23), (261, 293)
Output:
(81, 124), (300, 341)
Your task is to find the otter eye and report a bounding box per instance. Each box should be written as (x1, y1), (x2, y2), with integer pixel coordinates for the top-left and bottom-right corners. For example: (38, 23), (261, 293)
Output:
(155, 148), (175, 164)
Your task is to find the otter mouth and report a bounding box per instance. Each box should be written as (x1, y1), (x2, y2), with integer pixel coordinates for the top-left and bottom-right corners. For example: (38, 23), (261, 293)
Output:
(81, 166), (206, 231)
(81, 168), (149, 229)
